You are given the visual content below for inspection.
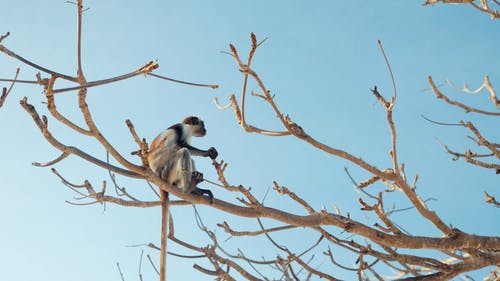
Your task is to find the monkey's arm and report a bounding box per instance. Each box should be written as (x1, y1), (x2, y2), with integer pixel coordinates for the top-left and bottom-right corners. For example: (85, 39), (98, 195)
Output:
(182, 143), (218, 159)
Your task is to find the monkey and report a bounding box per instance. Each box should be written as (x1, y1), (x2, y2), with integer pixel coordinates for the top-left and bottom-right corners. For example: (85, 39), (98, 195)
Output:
(148, 116), (218, 203)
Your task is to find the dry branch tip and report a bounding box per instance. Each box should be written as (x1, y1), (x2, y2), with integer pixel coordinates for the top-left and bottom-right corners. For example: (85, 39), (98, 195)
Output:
(0, 32), (10, 43)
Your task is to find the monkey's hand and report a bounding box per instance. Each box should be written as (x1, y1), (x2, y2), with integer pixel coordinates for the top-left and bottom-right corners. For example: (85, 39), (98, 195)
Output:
(206, 147), (218, 160)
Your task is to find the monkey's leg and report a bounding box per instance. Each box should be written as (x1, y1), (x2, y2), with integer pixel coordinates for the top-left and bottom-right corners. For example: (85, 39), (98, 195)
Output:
(189, 158), (204, 187)
(188, 158), (213, 203)
(176, 148), (194, 193)
(159, 159), (174, 182)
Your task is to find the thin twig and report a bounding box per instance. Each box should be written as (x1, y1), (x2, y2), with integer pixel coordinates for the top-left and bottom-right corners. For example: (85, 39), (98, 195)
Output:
(138, 250), (144, 281)
(421, 115), (462, 126)
(147, 254), (160, 275)
(377, 40), (397, 100)
(428, 76), (500, 116)
(0, 68), (20, 108)
(32, 152), (69, 167)
(0, 32), (10, 43)
(53, 61), (159, 93)
(0, 78), (38, 84)
(148, 72), (218, 89)
(116, 262), (126, 281)
(0, 45), (77, 82)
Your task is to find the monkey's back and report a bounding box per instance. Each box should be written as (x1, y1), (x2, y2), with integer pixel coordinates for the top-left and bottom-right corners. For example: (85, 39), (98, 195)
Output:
(148, 129), (179, 179)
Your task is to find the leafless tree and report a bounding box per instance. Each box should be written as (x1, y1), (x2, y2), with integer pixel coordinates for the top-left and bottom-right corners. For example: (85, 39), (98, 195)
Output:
(1, 1), (499, 281)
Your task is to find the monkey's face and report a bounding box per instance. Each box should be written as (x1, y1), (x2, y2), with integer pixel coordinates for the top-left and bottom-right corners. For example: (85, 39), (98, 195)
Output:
(191, 123), (206, 137)
(183, 116), (207, 137)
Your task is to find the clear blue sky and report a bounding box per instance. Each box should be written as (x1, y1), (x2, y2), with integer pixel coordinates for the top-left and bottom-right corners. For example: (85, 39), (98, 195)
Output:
(0, 1), (498, 280)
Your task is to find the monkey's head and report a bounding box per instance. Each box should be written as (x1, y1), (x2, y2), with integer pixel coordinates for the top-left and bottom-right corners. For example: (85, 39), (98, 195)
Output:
(183, 116), (207, 137)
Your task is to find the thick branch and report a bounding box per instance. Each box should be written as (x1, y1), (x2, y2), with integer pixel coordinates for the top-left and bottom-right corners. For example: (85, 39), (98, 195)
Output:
(149, 174), (500, 252)
(400, 253), (500, 280)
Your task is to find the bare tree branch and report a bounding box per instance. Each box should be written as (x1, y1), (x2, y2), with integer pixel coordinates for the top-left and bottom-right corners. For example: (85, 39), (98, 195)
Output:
(20, 97), (143, 178)
(424, 0), (500, 19)
(0, 68), (19, 108)
(428, 76), (500, 116)
(0, 44), (78, 82)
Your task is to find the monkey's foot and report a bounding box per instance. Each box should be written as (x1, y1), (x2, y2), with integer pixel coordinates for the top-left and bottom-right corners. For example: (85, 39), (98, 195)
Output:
(191, 171), (204, 185)
(191, 187), (213, 204)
